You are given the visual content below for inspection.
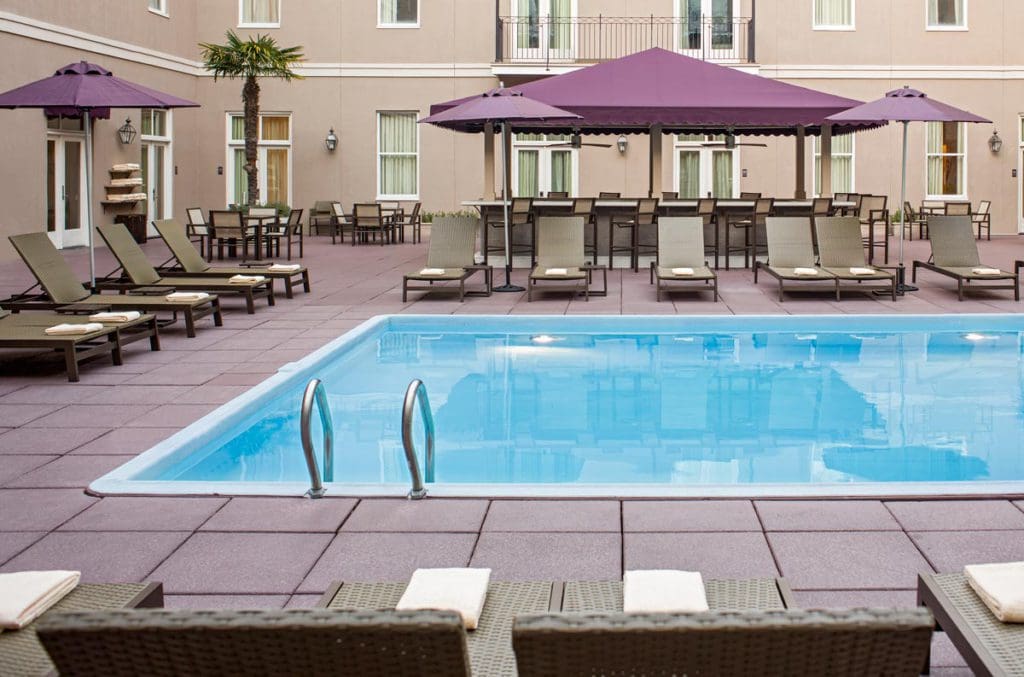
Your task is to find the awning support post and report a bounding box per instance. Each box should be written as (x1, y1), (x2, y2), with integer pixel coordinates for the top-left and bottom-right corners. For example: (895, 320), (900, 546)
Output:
(794, 125), (807, 199)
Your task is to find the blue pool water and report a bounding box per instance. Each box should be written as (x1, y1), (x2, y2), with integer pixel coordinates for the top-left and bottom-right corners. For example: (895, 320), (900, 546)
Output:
(93, 315), (1024, 496)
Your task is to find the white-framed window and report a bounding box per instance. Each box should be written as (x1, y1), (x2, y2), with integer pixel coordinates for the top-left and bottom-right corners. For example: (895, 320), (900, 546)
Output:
(378, 0), (419, 27)
(673, 135), (739, 199)
(148, 0), (168, 16)
(239, 0), (280, 27)
(676, 0), (740, 57)
(926, 0), (966, 29)
(512, 0), (576, 60)
(813, 133), (855, 195)
(926, 121), (966, 198)
(377, 111), (419, 200)
(140, 109), (173, 226)
(226, 112), (292, 206)
(813, 0), (854, 29)
(512, 134), (578, 198)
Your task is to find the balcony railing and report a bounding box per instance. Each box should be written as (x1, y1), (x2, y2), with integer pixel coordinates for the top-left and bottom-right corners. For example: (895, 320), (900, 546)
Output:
(496, 16), (754, 66)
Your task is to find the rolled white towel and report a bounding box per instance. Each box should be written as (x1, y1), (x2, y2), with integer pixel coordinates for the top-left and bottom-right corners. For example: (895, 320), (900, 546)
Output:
(0, 570), (80, 630)
(972, 267), (1002, 276)
(44, 323), (104, 336)
(793, 267), (819, 276)
(544, 268), (568, 276)
(849, 267), (876, 276)
(268, 264), (301, 273)
(165, 292), (210, 301)
(89, 311), (141, 323)
(228, 274), (266, 284)
(396, 568), (491, 630)
(418, 268), (446, 276)
(623, 570), (710, 614)
(671, 267), (695, 276)
(965, 561), (1024, 622)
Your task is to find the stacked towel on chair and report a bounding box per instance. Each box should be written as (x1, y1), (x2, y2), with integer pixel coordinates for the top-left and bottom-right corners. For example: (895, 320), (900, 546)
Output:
(418, 268), (446, 276)
(671, 267), (695, 276)
(793, 267), (819, 277)
(44, 323), (104, 336)
(972, 267), (1002, 275)
(89, 311), (141, 323)
(165, 291), (210, 301)
(0, 570), (80, 630)
(268, 264), (301, 273)
(228, 274), (266, 284)
(623, 570), (710, 614)
(965, 561), (1024, 622)
(396, 568), (491, 630)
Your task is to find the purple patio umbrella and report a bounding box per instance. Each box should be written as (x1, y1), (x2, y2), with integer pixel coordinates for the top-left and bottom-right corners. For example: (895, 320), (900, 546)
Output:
(421, 88), (580, 292)
(0, 62), (199, 285)
(827, 87), (990, 294)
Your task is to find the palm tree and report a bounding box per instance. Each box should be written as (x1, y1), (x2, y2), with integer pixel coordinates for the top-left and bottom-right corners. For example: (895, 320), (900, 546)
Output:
(200, 31), (304, 205)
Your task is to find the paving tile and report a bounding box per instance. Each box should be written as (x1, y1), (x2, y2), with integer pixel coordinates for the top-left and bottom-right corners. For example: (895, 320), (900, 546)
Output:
(200, 497), (356, 532)
(69, 427), (179, 455)
(125, 403), (219, 427)
(887, 500), (1024, 531)
(624, 533), (778, 579)
(124, 365), (220, 386)
(164, 595), (289, 610)
(480, 500), (618, 532)
(0, 455), (57, 485)
(298, 533), (478, 592)
(181, 385), (249, 404)
(341, 499), (488, 533)
(471, 533), (621, 581)
(6, 455), (134, 488)
(0, 532), (45, 564)
(61, 497), (229, 532)
(0, 489), (98, 531)
(756, 500), (901, 531)
(150, 533), (333, 594)
(0, 385), (191, 406)
(623, 500), (760, 532)
(285, 594), (324, 608)
(768, 532), (933, 590)
(0, 403), (65, 427)
(910, 531), (1024, 572)
(1, 531), (190, 583)
(793, 589), (916, 608)
(0, 427), (107, 455)
(24, 404), (157, 428)
(204, 373), (271, 386)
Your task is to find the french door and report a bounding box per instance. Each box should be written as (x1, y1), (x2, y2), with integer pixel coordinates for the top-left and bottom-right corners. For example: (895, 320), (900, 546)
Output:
(675, 137), (738, 199)
(677, 0), (737, 60)
(141, 142), (169, 233)
(513, 0), (574, 62)
(45, 135), (87, 249)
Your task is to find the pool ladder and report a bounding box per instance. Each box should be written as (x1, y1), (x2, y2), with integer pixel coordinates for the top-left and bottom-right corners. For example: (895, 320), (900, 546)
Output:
(300, 379), (333, 498)
(402, 379), (435, 500)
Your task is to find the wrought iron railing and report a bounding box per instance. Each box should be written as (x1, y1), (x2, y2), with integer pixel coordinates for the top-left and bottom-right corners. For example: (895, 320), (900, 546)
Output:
(496, 15), (754, 66)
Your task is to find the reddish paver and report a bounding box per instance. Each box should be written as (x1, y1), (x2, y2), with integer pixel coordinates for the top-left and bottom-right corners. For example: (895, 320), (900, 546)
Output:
(909, 530), (1024, 572)
(0, 532), (45, 565)
(60, 497), (229, 532)
(0, 489), (97, 531)
(341, 499), (488, 533)
(756, 500), (902, 531)
(0, 427), (107, 455)
(471, 532), (621, 580)
(622, 500), (761, 532)
(200, 497), (357, 532)
(6, 455), (135, 488)
(482, 500), (619, 532)
(164, 595), (289, 610)
(69, 427), (181, 455)
(0, 455), (57, 485)
(886, 500), (1024, 531)
(624, 532), (778, 579)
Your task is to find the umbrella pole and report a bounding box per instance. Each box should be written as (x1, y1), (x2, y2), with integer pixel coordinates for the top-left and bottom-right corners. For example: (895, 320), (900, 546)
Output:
(897, 120), (917, 294)
(84, 109), (96, 289)
(493, 121), (524, 293)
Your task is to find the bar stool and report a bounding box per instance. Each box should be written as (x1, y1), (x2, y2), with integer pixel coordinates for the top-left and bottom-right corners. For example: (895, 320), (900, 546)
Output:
(725, 198), (774, 269)
(696, 198), (719, 269)
(484, 197), (535, 266)
(810, 197), (833, 253)
(609, 197), (658, 272)
(571, 197), (599, 265)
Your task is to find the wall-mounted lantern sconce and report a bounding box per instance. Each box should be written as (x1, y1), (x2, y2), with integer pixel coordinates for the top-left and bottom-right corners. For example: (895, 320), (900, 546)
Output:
(988, 130), (1002, 154)
(617, 135), (628, 154)
(325, 128), (338, 152)
(117, 118), (137, 145)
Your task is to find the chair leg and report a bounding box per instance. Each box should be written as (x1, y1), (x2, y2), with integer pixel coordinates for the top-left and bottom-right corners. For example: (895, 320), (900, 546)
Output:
(63, 346), (80, 382)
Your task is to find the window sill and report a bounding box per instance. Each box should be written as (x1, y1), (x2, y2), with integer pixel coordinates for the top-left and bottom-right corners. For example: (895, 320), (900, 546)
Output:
(925, 25), (968, 31)
(377, 195), (420, 201)
(148, 8), (169, 18)
(377, 22), (420, 29)
(925, 195), (968, 201)
(812, 25), (855, 31)
(238, 22), (281, 29)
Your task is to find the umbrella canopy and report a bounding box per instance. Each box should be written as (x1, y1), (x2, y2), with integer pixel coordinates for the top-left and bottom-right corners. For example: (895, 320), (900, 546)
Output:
(825, 86), (990, 124)
(420, 87), (581, 129)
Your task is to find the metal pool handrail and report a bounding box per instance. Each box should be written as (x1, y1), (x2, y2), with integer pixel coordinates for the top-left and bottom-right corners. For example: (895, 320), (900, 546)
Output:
(402, 379), (435, 499)
(300, 378), (333, 498)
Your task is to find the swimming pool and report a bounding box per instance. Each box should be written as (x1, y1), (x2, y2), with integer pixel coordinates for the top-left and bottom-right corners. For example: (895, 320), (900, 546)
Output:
(92, 314), (1024, 497)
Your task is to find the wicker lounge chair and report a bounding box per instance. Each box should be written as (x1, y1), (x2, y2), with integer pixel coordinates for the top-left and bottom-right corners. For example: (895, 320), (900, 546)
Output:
(153, 219), (310, 299)
(402, 216), (492, 302)
(5, 233), (222, 338)
(1, 582), (162, 677)
(917, 572), (1024, 677)
(815, 216), (896, 301)
(649, 217), (718, 301)
(754, 217), (838, 301)
(97, 223), (275, 314)
(912, 216), (1020, 301)
(528, 216), (607, 301)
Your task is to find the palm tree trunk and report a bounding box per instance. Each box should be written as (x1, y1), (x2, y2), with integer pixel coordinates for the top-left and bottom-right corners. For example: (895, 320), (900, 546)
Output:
(243, 75), (260, 205)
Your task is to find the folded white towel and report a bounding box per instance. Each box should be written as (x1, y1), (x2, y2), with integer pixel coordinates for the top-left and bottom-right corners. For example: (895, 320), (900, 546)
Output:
(545, 268), (568, 276)
(44, 323), (104, 336)
(793, 267), (819, 276)
(972, 267), (1002, 276)
(165, 292), (210, 301)
(88, 311), (141, 323)
(0, 570), (80, 630)
(623, 570), (710, 614)
(965, 561), (1024, 622)
(396, 568), (491, 630)
(111, 163), (141, 172)
(419, 268), (446, 276)
(849, 267), (876, 276)
(671, 267), (695, 276)
(268, 264), (301, 273)
(228, 274), (266, 284)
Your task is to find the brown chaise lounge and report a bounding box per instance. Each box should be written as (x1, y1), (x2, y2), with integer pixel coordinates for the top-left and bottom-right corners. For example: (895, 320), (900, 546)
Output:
(649, 216), (718, 301)
(153, 218), (310, 299)
(912, 215), (1019, 301)
(815, 216), (897, 301)
(96, 223), (275, 314)
(754, 217), (838, 301)
(528, 216), (607, 301)
(402, 215), (492, 302)
(5, 233), (222, 338)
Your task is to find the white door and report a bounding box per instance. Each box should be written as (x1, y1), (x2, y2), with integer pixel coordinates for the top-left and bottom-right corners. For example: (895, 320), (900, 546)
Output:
(512, 0), (574, 62)
(675, 137), (739, 198)
(45, 135), (87, 249)
(141, 142), (168, 234)
(678, 0), (738, 61)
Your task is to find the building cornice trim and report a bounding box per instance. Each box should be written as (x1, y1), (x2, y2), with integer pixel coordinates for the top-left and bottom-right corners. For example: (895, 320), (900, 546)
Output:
(759, 64), (1024, 80)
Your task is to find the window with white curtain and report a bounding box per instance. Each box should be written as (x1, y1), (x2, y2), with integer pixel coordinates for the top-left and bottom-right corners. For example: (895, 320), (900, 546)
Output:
(674, 135), (738, 199)
(512, 134), (577, 197)
(226, 113), (291, 206)
(379, 0), (418, 27)
(239, 0), (280, 27)
(927, 0), (966, 28)
(378, 112), (419, 200)
(813, 0), (853, 29)
(926, 122), (965, 197)
(813, 134), (855, 195)
(148, 0), (167, 15)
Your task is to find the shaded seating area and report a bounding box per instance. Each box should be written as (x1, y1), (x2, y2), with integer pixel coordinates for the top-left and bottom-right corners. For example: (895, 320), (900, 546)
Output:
(402, 216), (492, 302)
(754, 217), (838, 301)
(650, 217), (718, 301)
(912, 216), (1019, 301)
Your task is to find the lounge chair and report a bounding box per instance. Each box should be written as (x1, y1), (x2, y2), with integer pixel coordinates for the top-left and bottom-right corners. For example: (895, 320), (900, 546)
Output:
(402, 216), (492, 302)
(153, 218), (310, 299)
(649, 217), (718, 301)
(528, 216), (607, 301)
(912, 215), (1020, 301)
(0, 309), (120, 382)
(97, 223), (275, 314)
(815, 216), (896, 301)
(754, 217), (838, 301)
(5, 233), (222, 338)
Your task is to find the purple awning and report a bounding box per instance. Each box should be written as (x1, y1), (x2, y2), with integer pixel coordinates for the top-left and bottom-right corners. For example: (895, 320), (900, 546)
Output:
(419, 87), (581, 127)
(826, 86), (991, 124)
(430, 48), (875, 136)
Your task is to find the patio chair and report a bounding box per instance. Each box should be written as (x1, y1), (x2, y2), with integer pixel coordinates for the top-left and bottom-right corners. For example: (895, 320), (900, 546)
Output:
(810, 197), (834, 251)
(402, 216), (492, 302)
(308, 200), (337, 238)
(96, 223), (274, 314)
(207, 209), (253, 260)
(815, 216), (896, 301)
(725, 197), (773, 270)
(921, 199), (945, 216)
(547, 191), (569, 198)
(529, 216), (607, 301)
(391, 202), (422, 244)
(739, 192), (762, 200)
(902, 201), (928, 240)
(661, 191), (679, 200)
(754, 217), (838, 301)
(570, 197), (599, 264)
(0, 308), (121, 382)
(858, 194), (889, 264)
(484, 197), (535, 265)
(944, 201), (971, 216)
(649, 217), (718, 301)
(972, 200), (991, 240)
(912, 215), (1020, 301)
(244, 207), (280, 259)
(5, 233), (222, 338)
(609, 197), (658, 272)
(598, 191), (621, 199)
(185, 207), (209, 258)
(262, 208), (305, 260)
(696, 198), (720, 269)
(352, 203), (392, 245)
(153, 219), (310, 299)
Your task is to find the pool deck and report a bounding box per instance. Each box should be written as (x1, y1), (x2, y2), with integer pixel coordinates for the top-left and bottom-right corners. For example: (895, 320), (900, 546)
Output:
(3, 230), (1024, 674)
